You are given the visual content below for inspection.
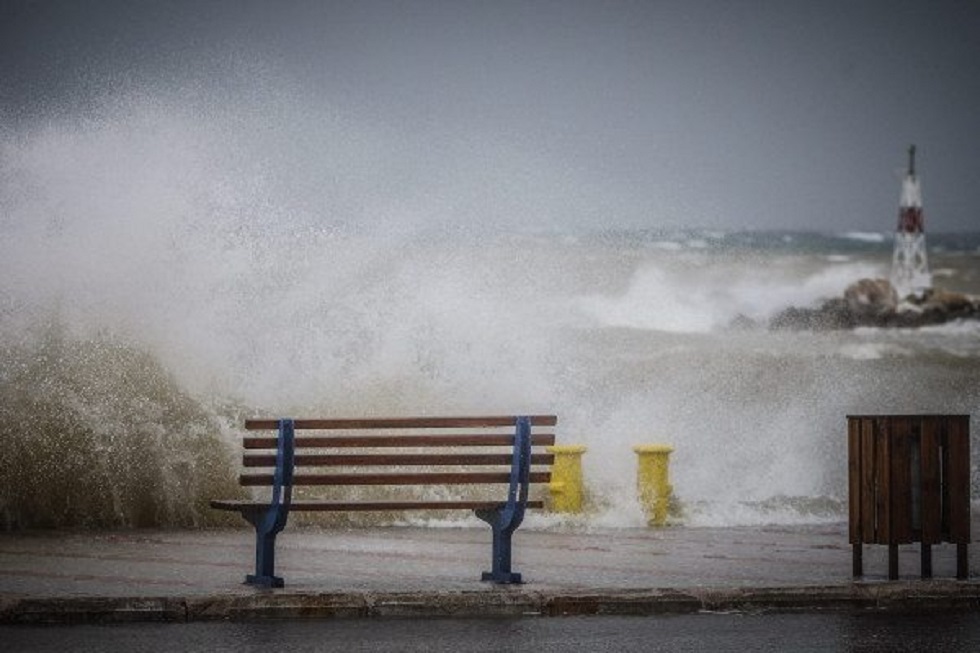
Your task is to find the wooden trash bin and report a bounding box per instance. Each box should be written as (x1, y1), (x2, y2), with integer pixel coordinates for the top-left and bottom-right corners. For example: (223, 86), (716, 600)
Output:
(848, 414), (971, 580)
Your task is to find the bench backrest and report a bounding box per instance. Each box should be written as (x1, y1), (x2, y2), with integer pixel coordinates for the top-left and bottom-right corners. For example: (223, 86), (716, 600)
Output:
(237, 415), (557, 506)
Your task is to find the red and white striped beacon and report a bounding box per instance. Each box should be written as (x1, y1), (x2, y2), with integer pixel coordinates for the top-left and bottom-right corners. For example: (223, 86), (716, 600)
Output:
(890, 145), (932, 298)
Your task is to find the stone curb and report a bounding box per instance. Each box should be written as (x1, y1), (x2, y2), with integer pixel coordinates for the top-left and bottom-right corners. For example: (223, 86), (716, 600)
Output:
(3, 582), (980, 624)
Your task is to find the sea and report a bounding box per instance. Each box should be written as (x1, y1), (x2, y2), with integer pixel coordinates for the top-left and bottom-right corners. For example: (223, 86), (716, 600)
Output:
(2, 210), (978, 531)
(2, 100), (979, 532)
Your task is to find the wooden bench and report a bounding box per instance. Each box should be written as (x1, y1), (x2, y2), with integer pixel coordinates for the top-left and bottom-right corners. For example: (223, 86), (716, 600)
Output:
(211, 415), (557, 587)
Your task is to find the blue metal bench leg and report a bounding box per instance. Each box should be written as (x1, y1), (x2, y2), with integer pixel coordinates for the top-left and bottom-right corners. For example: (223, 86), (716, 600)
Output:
(243, 510), (287, 588)
(247, 528), (283, 588)
(487, 519), (521, 584)
(476, 507), (523, 584)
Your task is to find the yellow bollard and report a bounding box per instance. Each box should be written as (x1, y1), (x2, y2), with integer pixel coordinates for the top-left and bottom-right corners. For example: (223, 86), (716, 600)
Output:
(546, 445), (587, 513)
(634, 444), (674, 526)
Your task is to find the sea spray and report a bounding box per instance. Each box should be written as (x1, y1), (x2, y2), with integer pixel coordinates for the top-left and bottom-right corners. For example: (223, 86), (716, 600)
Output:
(0, 321), (242, 529)
(2, 85), (979, 530)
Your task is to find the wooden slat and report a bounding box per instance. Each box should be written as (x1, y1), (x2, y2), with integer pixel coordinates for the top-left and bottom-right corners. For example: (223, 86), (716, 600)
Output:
(239, 471), (552, 486)
(211, 499), (545, 512)
(847, 417), (862, 544)
(919, 416), (942, 544)
(243, 433), (556, 449)
(874, 418), (891, 544)
(888, 417), (912, 544)
(945, 415), (971, 544)
(245, 415), (558, 430)
(860, 418), (877, 543)
(243, 453), (555, 467)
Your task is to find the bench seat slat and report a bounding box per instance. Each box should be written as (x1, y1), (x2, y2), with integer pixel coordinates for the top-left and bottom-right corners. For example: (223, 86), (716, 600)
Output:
(243, 453), (556, 467)
(245, 415), (557, 430)
(239, 471), (551, 486)
(211, 499), (546, 512)
(242, 433), (556, 449)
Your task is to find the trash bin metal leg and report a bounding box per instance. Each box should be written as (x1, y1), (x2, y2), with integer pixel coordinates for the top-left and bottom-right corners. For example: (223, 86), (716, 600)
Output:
(852, 543), (863, 578)
(957, 544), (969, 580)
(920, 543), (932, 579)
(888, 544), (899, 580)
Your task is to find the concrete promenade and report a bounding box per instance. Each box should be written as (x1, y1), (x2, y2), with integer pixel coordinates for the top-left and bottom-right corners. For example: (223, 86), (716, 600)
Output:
(2, 519), (979, 623)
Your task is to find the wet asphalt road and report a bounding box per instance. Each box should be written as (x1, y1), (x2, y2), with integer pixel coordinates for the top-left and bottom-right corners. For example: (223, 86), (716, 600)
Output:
(5, 611), (980, 652)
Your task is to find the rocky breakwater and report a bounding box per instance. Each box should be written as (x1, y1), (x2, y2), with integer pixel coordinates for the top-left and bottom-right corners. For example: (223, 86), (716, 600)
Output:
(769, 278), (980, 330)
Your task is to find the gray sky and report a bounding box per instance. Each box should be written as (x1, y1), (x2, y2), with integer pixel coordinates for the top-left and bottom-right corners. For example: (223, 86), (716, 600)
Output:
(2, 0), (979, 232)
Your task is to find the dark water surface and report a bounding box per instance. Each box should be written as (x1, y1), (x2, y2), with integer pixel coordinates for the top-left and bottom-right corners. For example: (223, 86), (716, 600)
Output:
(4, 612), (980, 652)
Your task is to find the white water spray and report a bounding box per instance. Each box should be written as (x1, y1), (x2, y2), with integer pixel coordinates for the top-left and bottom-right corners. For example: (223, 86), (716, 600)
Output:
(2, 85), (977, 530)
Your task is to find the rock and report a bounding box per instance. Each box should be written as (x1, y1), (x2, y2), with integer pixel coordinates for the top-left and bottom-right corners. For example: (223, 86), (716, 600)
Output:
(922, 288), (974, 313)
(768, 281), (979, 331)
(843, 278), (898, 317)
(769, 298), (856, 330)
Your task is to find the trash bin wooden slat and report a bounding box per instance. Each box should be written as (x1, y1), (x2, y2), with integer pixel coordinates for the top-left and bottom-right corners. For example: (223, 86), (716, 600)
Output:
(888, 418), (913, 544)
(948, 417), (971, 543)
(859, 420), (877, 541)
(920, 418), (942, 545)
(847, 418), (862, 548)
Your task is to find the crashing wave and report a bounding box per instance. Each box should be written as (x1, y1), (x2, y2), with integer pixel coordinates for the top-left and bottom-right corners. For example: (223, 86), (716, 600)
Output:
(0, 322), (243, 530)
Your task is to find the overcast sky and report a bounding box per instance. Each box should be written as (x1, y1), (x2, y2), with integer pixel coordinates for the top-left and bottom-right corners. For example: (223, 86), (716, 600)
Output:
(2, 0), (978, 232)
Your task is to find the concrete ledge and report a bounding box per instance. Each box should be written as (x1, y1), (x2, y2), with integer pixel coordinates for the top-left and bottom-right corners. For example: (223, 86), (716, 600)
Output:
(4, 582), (980, 624)
(542, 589), (703, 616)
(186, 593), (371, 620)
(1, 596), (188, 624)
